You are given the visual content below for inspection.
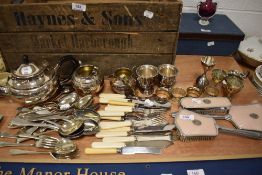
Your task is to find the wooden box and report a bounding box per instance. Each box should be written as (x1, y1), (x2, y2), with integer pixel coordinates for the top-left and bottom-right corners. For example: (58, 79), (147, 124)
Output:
(0, 0), (182, 75)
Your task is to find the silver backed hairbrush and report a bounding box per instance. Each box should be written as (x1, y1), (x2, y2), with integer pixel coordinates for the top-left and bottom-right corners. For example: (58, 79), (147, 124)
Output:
(180, 97), (231, 116)
(173, 109), (262, 141)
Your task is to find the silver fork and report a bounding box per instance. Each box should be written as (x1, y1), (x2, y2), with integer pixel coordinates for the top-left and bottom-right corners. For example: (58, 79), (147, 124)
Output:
(0, 131), (59, 148)
(0, 141), (34, 147)
(35, 140), (57, 148)
(0, 136), (59, 148)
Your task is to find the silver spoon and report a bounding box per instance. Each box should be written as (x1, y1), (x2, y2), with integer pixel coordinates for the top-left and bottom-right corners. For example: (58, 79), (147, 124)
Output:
(73, 95), (93, 109)
(58, 92), (79, 110)
(9, 138), (77, 159)
(9, 117), (84, 137)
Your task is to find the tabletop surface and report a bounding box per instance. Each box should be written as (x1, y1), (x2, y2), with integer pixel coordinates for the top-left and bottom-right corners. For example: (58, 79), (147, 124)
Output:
(0, 55), (261, 164)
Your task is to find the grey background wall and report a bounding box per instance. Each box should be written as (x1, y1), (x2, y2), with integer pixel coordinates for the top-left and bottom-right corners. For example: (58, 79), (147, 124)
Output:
(182, 0), (262, 37)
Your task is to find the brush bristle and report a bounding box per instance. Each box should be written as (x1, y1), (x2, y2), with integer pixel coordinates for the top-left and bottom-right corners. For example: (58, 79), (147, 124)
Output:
(176, 130), (216, 142)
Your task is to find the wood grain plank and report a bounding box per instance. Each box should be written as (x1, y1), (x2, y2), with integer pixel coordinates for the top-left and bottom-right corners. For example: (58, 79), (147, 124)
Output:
(0, 32), (178, 53)
(0, 1), (182, 32)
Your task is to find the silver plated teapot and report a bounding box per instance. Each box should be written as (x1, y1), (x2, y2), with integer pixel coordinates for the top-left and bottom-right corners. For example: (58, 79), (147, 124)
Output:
(0, 55), (79, 105)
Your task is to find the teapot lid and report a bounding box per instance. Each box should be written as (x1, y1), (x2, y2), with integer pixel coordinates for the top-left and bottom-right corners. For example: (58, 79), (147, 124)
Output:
(12, 55), (44, 79)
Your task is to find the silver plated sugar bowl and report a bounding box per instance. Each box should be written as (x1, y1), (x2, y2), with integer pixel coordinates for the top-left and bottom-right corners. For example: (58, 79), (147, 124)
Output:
(110, 67), (136, 94)
(72, 64), (104, 96)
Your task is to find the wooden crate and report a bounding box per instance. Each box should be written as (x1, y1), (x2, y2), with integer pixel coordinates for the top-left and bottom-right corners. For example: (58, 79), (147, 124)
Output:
(0, 0), (182, 75)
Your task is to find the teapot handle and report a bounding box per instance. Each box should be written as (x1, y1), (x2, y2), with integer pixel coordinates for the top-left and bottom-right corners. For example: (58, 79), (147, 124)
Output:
(55, 55), (80, 85)
(131, 65), (139, 79)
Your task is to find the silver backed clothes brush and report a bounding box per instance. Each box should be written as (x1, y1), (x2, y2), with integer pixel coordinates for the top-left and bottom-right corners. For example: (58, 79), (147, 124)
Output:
(180, 97), (231, 115)
(172, 109), (262, 141)
(194, 104), (262, 132)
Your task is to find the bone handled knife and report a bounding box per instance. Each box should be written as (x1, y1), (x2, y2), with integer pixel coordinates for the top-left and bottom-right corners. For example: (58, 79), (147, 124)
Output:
(96, 131), (129, 138)
(99, 121), (132, 129)
(104, 105), (133, 112)
(99, 98), (129, 104)
(91, 142), (126, 148)
(84, 147), (161, 155)
(99, 93), (126, 99)
(107, 100), (135, 106)
(91, 141), (173, 149)
(98, 111), (125, 117)
(100, 127), (132, 132)
(100, 116), (123, 121)
(102, 135), (172, 142)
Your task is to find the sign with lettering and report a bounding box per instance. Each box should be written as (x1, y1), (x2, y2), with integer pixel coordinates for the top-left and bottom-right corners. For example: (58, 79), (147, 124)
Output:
(0, 158), (261, 175)
(0, 32), (177, 53)
(0, 2), (182, 32)
(0, 166), (127, 175)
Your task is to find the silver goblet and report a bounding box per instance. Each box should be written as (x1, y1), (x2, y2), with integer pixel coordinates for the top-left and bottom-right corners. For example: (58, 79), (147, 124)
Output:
(196, 56), (215, 90)
(136, 64), (158, 96)
(158, 64), (178, 89)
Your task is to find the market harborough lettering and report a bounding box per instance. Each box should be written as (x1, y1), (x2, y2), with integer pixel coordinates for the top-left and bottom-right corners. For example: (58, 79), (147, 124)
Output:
(14, 11), (142, 27)
(31, 34), (67, 49)
(30, 34), (133, 50)
(71, 34), (133, 50)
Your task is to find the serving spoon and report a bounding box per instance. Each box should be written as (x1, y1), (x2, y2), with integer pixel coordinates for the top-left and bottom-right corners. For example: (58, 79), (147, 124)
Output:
(9, 117), (85, 137)
(9, 138), (78, 159)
